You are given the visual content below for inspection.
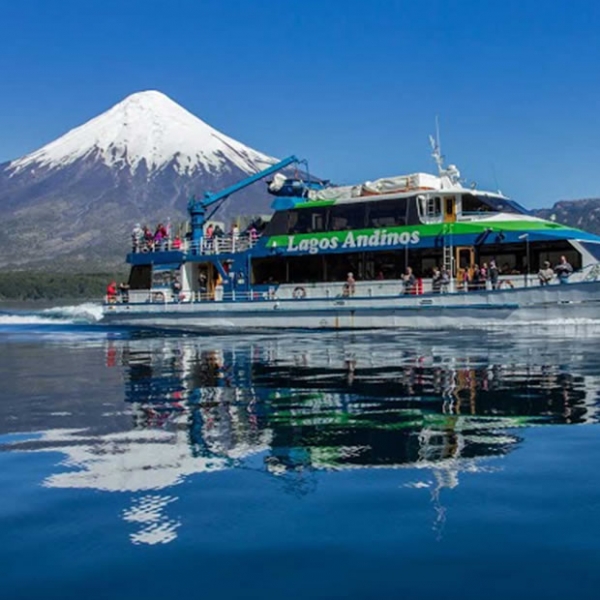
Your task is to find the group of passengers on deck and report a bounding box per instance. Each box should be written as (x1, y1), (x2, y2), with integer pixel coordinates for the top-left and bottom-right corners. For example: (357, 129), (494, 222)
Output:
(131, 221), (259, 253)
(131, 223), (182, 252)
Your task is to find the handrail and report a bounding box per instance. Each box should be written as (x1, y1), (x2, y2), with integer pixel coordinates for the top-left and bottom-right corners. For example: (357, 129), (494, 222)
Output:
(131, 233), (259, 255)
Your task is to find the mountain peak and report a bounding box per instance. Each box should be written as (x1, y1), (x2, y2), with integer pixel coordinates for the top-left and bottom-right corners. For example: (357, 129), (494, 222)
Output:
(8, 90), (276, 177)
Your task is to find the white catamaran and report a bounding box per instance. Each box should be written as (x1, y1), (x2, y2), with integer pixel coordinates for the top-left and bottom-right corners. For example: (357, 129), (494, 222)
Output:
(102, 142), (600, 330)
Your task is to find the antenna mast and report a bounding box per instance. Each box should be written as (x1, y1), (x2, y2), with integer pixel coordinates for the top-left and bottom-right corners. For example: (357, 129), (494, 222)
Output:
(429, 115), (445, 176)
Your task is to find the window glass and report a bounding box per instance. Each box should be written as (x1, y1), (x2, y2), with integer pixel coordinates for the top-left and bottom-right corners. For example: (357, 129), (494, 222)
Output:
(579, 242), (600, 262)
(367, 199), (408, 227)
(262, 210), (290, 236)
(462, 194), (491, 213)
(330, 204), (366, 230)
(129, 265), (151, 289)
(292, 207), (328, 233)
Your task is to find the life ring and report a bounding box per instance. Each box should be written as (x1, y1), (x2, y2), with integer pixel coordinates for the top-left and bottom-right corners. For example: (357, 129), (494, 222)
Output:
(293, 286), (306, 299)
(498, 279), (514, 289)
(152, 291), (166, 302)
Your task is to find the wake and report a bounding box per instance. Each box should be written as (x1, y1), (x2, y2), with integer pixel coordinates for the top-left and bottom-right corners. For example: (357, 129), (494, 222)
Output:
(0, 302), (103, 326)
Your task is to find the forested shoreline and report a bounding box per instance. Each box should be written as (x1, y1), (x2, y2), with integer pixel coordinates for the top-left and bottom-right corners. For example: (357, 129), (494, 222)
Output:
(0, 271), (128, 301)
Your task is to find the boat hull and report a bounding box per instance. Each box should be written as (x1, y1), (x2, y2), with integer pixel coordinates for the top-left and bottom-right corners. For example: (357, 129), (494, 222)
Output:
(101, 281), (600, 331)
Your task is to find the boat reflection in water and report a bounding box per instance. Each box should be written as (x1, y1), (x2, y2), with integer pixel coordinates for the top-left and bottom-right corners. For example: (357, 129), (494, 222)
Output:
(108, 329), (600, 541)
(9, 328), (600, 545)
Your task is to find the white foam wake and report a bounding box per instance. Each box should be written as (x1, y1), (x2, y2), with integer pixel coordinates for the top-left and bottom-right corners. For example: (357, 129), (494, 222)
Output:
(0, 302), (103, 326)
(41, 302), (103, 323)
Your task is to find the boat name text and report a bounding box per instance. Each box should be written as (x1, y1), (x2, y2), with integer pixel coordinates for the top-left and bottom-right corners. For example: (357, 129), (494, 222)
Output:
(284, 230), (421, 254)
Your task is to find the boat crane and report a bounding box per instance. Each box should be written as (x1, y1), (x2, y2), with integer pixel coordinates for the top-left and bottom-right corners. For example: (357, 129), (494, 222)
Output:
(187, 155), (301, 242)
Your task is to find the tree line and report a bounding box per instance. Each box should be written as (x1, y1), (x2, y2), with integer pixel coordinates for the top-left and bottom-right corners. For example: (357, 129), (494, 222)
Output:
(0, 271), (127, 301)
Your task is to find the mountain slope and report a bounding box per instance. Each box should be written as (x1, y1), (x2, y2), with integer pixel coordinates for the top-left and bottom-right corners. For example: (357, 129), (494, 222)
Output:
(0, 91), (278, 270)
(532, 198), (600, 235)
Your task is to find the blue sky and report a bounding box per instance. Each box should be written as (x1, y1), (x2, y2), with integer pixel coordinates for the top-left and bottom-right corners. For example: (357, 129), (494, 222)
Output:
(1, 0), (599, 207)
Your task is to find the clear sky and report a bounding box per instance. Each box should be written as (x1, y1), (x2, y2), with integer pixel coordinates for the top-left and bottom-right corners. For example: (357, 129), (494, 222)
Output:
(1, 0), (599, 208)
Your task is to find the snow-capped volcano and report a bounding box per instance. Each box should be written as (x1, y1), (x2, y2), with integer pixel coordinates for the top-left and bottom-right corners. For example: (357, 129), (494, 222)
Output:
(0, 91), (281, 269)
(8, 90), (276, 177)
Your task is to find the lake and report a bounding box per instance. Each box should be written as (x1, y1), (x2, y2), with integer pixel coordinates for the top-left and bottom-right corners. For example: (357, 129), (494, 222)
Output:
(1, 304), (600, 599)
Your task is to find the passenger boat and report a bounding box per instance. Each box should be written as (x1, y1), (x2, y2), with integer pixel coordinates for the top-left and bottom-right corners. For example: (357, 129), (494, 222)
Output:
(102, 143), (600, 330)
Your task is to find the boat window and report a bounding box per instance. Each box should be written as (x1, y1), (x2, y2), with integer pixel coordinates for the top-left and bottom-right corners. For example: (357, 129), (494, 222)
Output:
(262, 210), (290, 236)
(578, 242), (600, 262)
(366, 199), (408, 228)
(289, 207), (328, 234)
(330, 204), (366, 230)
(128, 265), (151, 289)
(462, 194), (528, 215)
(152, 267), (179, 288)
(251, 257), (287, 285)
(462, 194), (492, 214)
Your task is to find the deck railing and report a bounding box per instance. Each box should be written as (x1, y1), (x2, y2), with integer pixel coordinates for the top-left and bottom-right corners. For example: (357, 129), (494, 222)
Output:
(107, 271), (590, 307)
(131, 233), (258, 255)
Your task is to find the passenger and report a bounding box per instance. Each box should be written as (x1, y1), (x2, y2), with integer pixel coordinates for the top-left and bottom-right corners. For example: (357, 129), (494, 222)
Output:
(210, 225), (223, 253)
(154, 223), (168, 250)
(118, 282), (130, 303)
(248, 225), (258, 243)
(143, 225), (154, 251)
(472, 264), (483, 291)
(131, 223), (143, 252)
(440, 269), (450, 293)
(344, 272), (356, 296)
(172, 277), (182, 301)
(461, 268), (471, 292)
(172, 235), (182, 250)
(538, 261), (554, 286)
(206, 224), (214, 239)
(488, 260), (499, 290)
(375, 271), (385, 280)
(432, 267), (443, 293)
(106, 281), (117, 303)
(480, 262), (488, 284)
(554, 255), (573, 284)
(402, 267), (416, 295)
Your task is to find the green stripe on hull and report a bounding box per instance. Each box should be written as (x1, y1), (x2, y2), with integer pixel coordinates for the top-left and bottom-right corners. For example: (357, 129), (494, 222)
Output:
(266, 219), (578, 249)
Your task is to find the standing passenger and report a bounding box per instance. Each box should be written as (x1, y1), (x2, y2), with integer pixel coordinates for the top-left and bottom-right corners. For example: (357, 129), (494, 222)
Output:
(554, 255), (573, 284)
(538, 261), (554, 286)
(432, 267), (443, 293)
(345, 272), (356, 296)
(402, 267), (416, 295)
(488, 260), (499, 290)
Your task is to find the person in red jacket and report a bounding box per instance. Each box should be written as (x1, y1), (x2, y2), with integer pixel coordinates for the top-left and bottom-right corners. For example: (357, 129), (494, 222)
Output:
(106, 281), (117, 302)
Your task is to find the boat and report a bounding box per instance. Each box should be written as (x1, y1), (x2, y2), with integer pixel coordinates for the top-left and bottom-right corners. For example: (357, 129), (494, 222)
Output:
(102, 140), (600, 330)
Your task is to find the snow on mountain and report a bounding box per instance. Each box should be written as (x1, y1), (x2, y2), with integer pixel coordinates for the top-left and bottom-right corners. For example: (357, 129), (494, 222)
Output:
(0, 90), (284, 270)
(8, 90), (277, 177)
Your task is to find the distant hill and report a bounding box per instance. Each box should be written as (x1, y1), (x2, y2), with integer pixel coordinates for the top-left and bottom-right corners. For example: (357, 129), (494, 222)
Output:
(532, 198), (600, 236)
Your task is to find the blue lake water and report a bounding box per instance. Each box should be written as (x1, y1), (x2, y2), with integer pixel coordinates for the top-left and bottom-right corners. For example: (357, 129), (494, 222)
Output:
(2, 305), (600, 599)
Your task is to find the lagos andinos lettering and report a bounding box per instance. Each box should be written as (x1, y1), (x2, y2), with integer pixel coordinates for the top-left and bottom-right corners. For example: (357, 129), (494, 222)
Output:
(283, 229), (421, 254)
